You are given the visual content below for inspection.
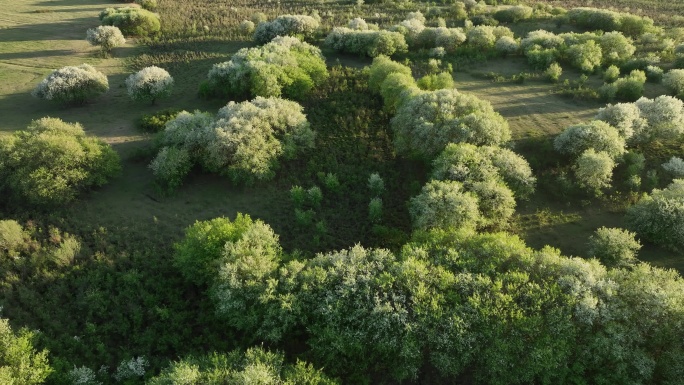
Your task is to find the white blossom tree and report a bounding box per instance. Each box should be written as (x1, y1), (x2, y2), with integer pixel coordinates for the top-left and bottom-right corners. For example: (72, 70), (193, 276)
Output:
(125, 66), (174, 104)
(32, 64), (108, 105)
(85, 25), (125, 56)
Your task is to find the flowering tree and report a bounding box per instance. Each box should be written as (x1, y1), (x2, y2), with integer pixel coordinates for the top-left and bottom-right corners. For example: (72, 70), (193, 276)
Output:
(85, 25), (125, 55)
(588, 227), (641, 267)
(663, 69), (684, 99)
(253, 14), (319, 44)
(574, 149), (616, 195)
(409, 180), (481, 230)
(32, 64), (108, 105)
(626, 179), (684, 250)
(554, 120), (626, 158)
(125, 66), (174, 104)
(392, 89), (510, 159)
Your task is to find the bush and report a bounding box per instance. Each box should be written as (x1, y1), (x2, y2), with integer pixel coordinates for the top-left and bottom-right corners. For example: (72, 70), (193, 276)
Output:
(417, 72), (454, 91)
(368, 172), (385, 196)
(633, 95), (684, 142)
(409, 180), (481, 230)
(574, 149), (616, 195)
(148, 348), (337, 385)
(599, 31), (636, 66)
(566, 40), (602, 72)
(0, 220), (25, 257)
(626, 179), (684, 250)
(603, 65), (620, 83)
(495, 36), (519, 56)
(125, 66), (174, 104)
(566, 7), (655, 37)
(644, 65), (663, 83)
(0, 118), (121, 206)
(368, 55), (413, 93)
(149, 146), (192, 191)
(173, 214), (262, 286)
(99, 7), (160, 37)
(0, 318), (52, 385)
(545, 62), (562, 82)
(31, 64), (108, 105)
(594, 102), (642, 140)
(85, 25), (125, 55)
(493, 5), (533, 23)
(663, 69), (684, 99)
(239, 20), (255, 35)
(662, 157), (684, 178)
(253, 14), (319, 44)
(138, 108), (182, 133)
(325, 28), (408, 57)
(135, 0), (157, 11)
(612, 70), (646, 102)
(206, 36), (327, 100)
(588, 227), (641, 267)
(554, 120), (626, 158)
(369, 197), (383, 223)
(392, 89), (511, 159)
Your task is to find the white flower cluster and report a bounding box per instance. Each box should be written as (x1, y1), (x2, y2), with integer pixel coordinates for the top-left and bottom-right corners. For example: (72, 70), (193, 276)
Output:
(32, 64), (109, 103)
(69, 366), (101, 385)
(348, 17), (369, 31)
(253, 14), (319, 44)
(113, 356), (148, 382)
(125, 66), (174, 103)
(663, 69), (684, 98)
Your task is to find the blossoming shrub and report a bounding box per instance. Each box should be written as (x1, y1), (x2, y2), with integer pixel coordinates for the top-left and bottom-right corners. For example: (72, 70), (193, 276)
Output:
(324, 28), (408, 57)
(125, 66), (174, 104)
(85, 25), (125, 55)
(32, 64), (108, 105)
(253, 14), (319, 44)
(98, 7), (160, 37)
(626, 179), (684, 250)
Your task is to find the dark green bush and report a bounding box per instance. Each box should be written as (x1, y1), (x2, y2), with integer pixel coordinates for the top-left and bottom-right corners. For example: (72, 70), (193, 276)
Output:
(138, 108), (182, 133)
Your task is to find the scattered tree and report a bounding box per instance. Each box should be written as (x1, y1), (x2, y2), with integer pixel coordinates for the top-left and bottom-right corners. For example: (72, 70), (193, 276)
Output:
(626, 179), (684, 250)
(85, 25), (125, 56)
(99, 7), (160, 37)
(588, 227), (641, 267)
(125, 66), (174, 104)
(409, 180), (481, 230)
(554, 120), (626, 158)
(253, 14), (319, 44)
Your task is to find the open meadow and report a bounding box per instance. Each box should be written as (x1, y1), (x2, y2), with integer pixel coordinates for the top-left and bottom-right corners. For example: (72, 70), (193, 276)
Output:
(1, 0), (684, 383)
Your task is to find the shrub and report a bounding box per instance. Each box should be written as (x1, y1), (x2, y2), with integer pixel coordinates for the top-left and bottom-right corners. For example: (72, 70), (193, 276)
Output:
(466, 25), (496, 48)
(136, 0), (157, 11)
(588, 227), (641, 267)
(612, 70), (646, 101)
(409, 180), (481, 230)
(470, 179), (516, 228)
(203, 97), (314, 183)
(148, 348), (337, 385)
(554, 120), (626, 158)
(85, 25), (125, 55)
(521, 29), (564, 51)
(663, 69), (684, 99)
(125, 66), (173, 104)
(369, 197), (383, 223)
(0, 118), (121, 206)
(567, 40), (603, 72)
(253, 14), (319, 44)
(599, 31), (636, 66)
(367, 55), (413, 93)
(392, 89), (510, 159)
(633, 95), (684, 142)
(99, 7), (160, 37)
(380, 72), (420, 112)
(417, 72), (454, 91)
(348, 17), (369, 30)
(239, 20), (255, 35)
(31, 64), (108, 105)
(0, 318), (52, 385)
(173, 214), (263, 286)
(495, 36), (519, 56)
(574, 149), (616, 195)
(0, 220), (25, 257)
(545, 62), (562, 82)
(149, 146), (192, 191)
(644, 65), (663, 83)
(493, 5), (533, 23)
(206, 36), (327, 100)
(594, 102), (642, 140)
(662, 157), (684, 177)
(603, 65), (620, 83)
(368, 173), (385, 196)
(138, 108), (182, 133)
(566, 7), (655, 37)
(324, 28), (408, 57)
(626, 179), (684, 250)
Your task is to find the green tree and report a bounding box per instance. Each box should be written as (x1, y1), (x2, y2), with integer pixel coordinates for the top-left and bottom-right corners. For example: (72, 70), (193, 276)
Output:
(588, 227), (641, 267)
(0, 318), (52, 385)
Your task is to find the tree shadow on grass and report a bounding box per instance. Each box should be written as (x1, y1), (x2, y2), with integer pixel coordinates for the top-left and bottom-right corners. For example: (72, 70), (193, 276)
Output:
(0, 49), (74, 60)
(0, 17), (101, 42)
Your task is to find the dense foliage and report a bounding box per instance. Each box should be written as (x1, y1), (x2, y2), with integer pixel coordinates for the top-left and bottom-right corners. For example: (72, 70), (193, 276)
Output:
(0, 318), (52, 385)
(324, 27), (408, 57)
(150, 97), (313, 186)
(206, 36), (327, 100)
(31, 64), (108, 105)
(253, 14), (319, 44)
(99, 7), (160, 37)
(626, 179), (684, 250)
(0, 118), (120, 206)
